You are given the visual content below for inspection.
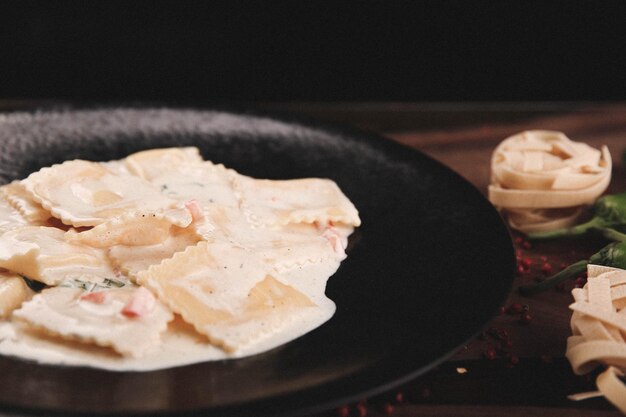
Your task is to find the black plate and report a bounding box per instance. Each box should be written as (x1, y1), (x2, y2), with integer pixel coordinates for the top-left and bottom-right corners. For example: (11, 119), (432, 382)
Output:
(0, 108), (514, 417)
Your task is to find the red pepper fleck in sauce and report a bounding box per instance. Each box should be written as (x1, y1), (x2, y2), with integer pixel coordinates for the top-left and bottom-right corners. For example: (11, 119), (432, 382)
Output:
(80, 291), (108, 304)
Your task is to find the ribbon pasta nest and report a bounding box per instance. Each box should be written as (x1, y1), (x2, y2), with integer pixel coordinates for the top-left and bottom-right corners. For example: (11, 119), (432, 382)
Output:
(567, 265), (626, 413)
(488, 130), (611, 233)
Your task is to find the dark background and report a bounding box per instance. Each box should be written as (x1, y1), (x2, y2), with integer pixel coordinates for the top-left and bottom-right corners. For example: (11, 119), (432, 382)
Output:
(1, 1), (626, 103)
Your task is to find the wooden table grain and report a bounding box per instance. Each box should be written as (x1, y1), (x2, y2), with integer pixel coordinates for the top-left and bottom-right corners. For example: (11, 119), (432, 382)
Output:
(261, 102), (626, 417)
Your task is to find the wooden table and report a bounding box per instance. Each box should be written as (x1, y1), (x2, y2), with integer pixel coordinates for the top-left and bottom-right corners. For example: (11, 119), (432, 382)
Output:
(1, 101), (624, 417)
(257, 102), (626, 417)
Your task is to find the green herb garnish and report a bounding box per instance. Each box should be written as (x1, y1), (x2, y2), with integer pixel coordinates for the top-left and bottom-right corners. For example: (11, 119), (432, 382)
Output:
(527, 192), (626, 241)
(59, 277), (127, 292)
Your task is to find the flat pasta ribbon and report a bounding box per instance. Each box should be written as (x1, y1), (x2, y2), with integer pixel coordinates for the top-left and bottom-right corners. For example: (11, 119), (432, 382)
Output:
(566, 265), (626, 413)
(488, 130), (611, 233)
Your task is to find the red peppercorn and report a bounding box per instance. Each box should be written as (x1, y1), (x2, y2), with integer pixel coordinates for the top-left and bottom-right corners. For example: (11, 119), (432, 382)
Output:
(516, 265), (525, 276)
(356, 403), (367, 417)
(519, 312), (532, 324)
(522, 241), (532, 250)
(575, 276), (587, 287)
(502, 339), (513, 349)
(508, 303), (524, 314)
(514, 236), (523, 244)
(382, 403), (394, 415)
(394, 391), (404, 403)
(337, 406), (350, 417)
(521, 257), (533, 268)
(484, 347), (497, 360)
(509, 355), (520, 365)
(540, 263), (553, 275)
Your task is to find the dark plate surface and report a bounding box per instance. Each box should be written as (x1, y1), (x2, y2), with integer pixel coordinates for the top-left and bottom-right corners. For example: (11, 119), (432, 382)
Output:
(0, 108), (514, 417)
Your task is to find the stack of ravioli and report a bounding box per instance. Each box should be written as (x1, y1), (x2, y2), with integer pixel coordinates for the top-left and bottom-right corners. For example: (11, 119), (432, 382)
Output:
(0, 148), (360, 361)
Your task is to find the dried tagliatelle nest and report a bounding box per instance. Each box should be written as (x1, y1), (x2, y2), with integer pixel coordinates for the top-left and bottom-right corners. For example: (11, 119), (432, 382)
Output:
(488, 130), (612, 234)
(566, 265), (626, 413)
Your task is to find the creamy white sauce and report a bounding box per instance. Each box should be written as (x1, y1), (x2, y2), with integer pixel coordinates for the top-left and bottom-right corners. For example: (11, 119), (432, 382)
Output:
(0, 257), (339, 372)
(0, 150), (358, 372)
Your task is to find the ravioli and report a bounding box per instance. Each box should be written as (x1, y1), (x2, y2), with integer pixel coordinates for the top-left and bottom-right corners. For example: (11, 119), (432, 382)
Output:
(14, 286), (173, 357)
(22, 160), (191, 227)
(0, 182), (49, 225)
(0, 272), (34, 318)
(0, 146), (360, 368)
(0, 226), (120, 286)
(66, 209), (192, 248)
(152, 161), (239, 207)
(194, 205), (348, 273)
(108, 226), (202, 281)
(124, 147), (203, 180)
(234, 176), (361, 227)
(137, 241), (317, 352)
(0, 189), (29, 234)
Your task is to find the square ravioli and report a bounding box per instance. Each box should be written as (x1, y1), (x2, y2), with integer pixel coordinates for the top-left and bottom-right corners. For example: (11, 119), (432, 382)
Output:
(137, 241), (317, 352)
(233, 176), (361, 227)
(0, 226), (122, 286)
(0, 146), (359, 370)
(22, 160), (191, 227)
(13, 286), (173, 357)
